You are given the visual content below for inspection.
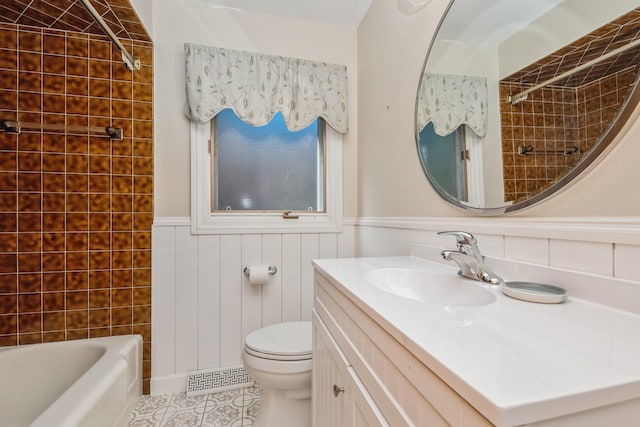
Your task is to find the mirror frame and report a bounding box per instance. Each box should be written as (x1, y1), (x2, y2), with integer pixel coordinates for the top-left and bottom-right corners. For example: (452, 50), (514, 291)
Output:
(415, 0), (640, 215)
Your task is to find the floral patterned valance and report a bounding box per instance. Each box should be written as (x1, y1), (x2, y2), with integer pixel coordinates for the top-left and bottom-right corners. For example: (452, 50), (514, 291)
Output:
(417, 73), (487, 138)
(184, 43), (348, 133)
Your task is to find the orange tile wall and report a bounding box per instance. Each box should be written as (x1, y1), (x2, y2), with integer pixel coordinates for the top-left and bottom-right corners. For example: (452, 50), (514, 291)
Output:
(499, 83), (577, 203)
(576, 67), (636, 155)
(500, 67), (635, 203)
(0, 23), (153, 393)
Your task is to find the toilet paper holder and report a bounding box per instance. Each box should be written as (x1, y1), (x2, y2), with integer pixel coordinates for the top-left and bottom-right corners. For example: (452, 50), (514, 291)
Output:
(243, 265), (278, 277)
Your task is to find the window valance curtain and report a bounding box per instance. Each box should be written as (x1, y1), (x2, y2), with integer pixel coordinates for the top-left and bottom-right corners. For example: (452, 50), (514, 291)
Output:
(184, 43), (348, 134)
(416, 73), (488, 138)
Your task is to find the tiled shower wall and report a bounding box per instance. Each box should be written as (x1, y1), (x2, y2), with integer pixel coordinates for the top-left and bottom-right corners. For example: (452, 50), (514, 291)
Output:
(500, 67), (634, 203)
(500, 83), (577, 203)
(0, 23), (153, 392)
(576, 67), (636, 154)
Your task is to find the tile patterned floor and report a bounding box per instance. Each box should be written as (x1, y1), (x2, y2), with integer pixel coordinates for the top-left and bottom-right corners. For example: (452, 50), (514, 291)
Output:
(129, 384), (262, 427)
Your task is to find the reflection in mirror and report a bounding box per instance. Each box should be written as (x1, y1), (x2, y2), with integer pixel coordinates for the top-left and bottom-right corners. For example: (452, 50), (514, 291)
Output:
(416, 0), (640, 213)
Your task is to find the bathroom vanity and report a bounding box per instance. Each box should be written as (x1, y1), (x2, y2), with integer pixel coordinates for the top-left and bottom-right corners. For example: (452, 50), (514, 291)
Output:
(312, 256), (640, 426)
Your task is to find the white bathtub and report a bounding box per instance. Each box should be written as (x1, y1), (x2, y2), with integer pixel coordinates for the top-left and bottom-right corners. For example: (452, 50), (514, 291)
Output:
(0, 335), (142, 427)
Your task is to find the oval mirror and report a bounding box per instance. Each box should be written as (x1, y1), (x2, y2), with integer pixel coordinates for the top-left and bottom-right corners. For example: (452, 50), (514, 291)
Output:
(416, 0), (640, 213)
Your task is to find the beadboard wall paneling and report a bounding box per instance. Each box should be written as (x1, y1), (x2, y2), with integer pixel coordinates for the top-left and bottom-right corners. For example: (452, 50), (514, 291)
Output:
(152, 215), (640, 395)
(614, 243), (640, 282)
(355, 217), (640, 270)
(150, 219), (355, 394)
(355, 217), (640, 313)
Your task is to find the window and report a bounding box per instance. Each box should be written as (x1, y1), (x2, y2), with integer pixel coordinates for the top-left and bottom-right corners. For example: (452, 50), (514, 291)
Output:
(191, 112), (342, 234)
(212, 110), (324, 213)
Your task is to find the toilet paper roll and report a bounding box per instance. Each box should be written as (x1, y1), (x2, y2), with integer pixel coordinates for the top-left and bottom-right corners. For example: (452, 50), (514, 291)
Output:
(249, 265), (270, 285)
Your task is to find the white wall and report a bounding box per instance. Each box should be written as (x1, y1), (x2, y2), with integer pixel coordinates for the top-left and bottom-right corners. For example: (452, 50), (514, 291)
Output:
(150, 0), (359, 393)
(130, 0), (153, 38)
(358, 0), (640, 217)
(358, 0), (460, 217)
(153, 0), (358, 218)
(147, 0), (640, 394)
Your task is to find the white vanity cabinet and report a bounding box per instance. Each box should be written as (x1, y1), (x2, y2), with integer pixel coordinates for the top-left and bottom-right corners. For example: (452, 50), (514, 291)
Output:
(313, 257), (640, 426)
(313, 312), (387, 427)
(313, 269), (493, 427)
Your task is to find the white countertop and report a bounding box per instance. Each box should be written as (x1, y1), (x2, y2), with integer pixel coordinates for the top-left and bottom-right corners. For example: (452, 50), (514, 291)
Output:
(312, 256), (640, 426)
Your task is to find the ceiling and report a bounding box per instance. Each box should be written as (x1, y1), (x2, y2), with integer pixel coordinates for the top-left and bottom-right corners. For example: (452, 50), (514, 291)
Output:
(0, 0), (372, 38)
(0, 0), (150, 41)
(438, 0), (566, 45)
(193, 0), (373, 27)
(7, 0), (637, 89)
(503, 7), (640, 87)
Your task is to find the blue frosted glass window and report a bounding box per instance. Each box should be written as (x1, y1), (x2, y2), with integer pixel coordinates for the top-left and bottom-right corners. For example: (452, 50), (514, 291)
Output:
(212, 109), (325, 212)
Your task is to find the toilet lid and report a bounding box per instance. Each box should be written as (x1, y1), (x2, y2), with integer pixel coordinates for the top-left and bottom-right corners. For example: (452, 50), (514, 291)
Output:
(245, 321), (312, 359)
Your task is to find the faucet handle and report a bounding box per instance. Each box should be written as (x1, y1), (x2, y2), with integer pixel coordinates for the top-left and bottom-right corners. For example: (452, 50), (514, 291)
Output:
(437, 231), (477, 247)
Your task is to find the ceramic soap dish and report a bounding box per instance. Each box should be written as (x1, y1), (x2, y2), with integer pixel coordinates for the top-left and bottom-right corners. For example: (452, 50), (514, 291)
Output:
(500, 281), (568, 304)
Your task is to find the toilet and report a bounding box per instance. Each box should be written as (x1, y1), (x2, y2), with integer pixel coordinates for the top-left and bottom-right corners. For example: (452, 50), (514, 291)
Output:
(242, 321), (312, 427)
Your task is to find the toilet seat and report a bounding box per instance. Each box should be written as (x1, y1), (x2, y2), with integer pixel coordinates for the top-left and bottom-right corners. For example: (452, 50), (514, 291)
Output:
(243, 350), (312, 375)
(245, 321), (311, 361)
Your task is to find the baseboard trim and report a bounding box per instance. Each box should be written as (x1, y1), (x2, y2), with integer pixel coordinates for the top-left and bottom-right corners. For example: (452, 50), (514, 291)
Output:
(150, 373), (187, 396)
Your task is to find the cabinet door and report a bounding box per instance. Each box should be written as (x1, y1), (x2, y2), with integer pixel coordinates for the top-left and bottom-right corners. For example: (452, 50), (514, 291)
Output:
(313, 312), (390, 427)
(313, 316), (351, 427)
(347, 366), (389, 427)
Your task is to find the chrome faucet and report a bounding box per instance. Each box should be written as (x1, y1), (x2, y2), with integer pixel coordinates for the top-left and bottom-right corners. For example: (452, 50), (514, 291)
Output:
(438, 231), (503, 286)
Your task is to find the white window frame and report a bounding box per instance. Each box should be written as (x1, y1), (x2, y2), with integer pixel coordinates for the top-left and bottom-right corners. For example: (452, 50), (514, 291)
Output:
(190, 121), (343, 234)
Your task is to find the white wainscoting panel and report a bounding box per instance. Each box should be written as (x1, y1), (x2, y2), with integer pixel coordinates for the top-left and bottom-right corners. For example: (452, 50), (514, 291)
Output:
(549, 239), (613, 276)
(262, 234), (283, 326)
(175, 226), (199, 374)
(282, 233), (302, 322)
(153, 216), (640, 394)
(241, 234), (263, 349)
(356, 216), (640, 315)
(197, 235), (221, 370)
(504, 236), (549, 265)
(151, 226), (177, 381)
(151, 218), (356, 394)
(301, 234), (320, 323)
(219, 234), (242, 367)
(614, 243), (640, 282)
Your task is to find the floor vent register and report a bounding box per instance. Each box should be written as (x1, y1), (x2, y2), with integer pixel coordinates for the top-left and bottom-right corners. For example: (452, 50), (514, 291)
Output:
(186, 365), (254, 396)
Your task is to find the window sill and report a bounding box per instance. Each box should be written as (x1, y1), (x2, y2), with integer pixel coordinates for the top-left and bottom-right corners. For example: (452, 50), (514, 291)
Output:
(191, 212), (342, 234)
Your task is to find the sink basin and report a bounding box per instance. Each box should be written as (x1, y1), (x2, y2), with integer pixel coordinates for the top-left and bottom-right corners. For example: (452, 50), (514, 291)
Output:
(366, 268), (496, 307)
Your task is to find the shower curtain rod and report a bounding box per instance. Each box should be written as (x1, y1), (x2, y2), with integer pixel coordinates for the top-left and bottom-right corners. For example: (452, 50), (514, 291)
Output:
(0, 120), (123, 140)
(79, 0), (141, 71)
(507, 36), (640, 105)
